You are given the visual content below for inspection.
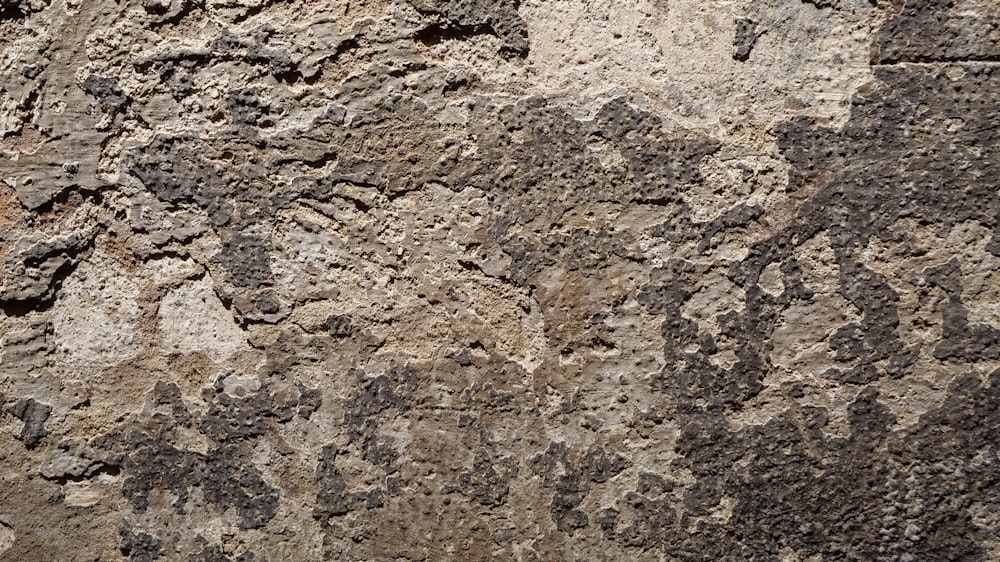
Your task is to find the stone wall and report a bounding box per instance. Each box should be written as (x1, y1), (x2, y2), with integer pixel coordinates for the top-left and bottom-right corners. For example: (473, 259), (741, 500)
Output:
(0, 0), (998, 560)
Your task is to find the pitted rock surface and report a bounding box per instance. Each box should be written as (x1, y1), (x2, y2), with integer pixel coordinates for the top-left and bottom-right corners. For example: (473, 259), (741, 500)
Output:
(1, 0), (999, 560)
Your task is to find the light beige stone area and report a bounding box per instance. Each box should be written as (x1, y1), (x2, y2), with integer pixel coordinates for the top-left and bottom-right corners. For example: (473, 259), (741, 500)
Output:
(51, 252), (142, 367)
(157, 275), (248, 360)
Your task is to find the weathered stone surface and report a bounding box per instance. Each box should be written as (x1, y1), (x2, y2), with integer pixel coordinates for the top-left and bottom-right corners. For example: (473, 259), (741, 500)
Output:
(872, 0), (1000, 64)
(0, 0), (998, 560)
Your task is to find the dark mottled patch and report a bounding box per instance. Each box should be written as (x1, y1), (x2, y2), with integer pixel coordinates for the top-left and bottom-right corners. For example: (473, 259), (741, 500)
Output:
(120, 434), (278, 530)
(611, 57), (1000, 560)
(188, 540), (259, 562)
(227, 87), (267, 126)
(0, 232), (92, 303)
(923, 258), (1000, 361)
(343, 366), (418, 472)
(135, 27), (302, 81)
(733, 18), (760, 61)
(325, 314), (353, 338)
(639, 259), (765, 407)
(408, 0), (529, 56)
(187, 544), (257, 562)
(6, 1), (1000, 558)
(214, 232), (274, 288)
(82, 74), (128, 111)
(461, 96), (717, 284)
(87, 377), (318, 549)
(802, 0), (839, 8)
(8, 397), (51, 447)
(447, 448), (519, 506)
(313, 439), (401, 559)
(119, 524), (162, 562)
(529, 442), (627, 534)
(314, 444), (351, 519)
(599, 472), (676, 548)
(872, 0), (1000, 64)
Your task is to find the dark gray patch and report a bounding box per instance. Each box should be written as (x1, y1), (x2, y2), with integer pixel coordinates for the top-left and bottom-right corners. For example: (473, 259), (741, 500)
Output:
(314, 444), (351, 519)
(91, 378), (317, 541)
(325, 314), (353, 338)
(408, 0), (529, 56)
(638, 258), (764, 407)
(0, 232), (92, 304)
(598, 472), (676, 548)
(82, 74), (128, 112)
(199, 375), (322, 438)
(227, 87), (267, 126)
(733, 18), (760, 61)
(872, 0), (1000, 64)
(142, 0), (169, 14)
(447, 448), (519, 506)
(187, 544), (258, 562)
(529, 442), (627, 534)
(461, 96), (717, 284)
(8, 397), (51, 447)
(343, 366), (418, 472)
(313, 442), (394, 558)
(119, 524), (162, 562)
(187, 544), (257, 562)
(120, 435), (278, 530)
(214, 232), (274, 289)
(135, 27), (303, 81)
(802, 0), (839, 8)
(922, 258), (1000, 361)
(253, 292), (280, 314)
(597, 38), (1000, 561)
(311, 366), (422, 554)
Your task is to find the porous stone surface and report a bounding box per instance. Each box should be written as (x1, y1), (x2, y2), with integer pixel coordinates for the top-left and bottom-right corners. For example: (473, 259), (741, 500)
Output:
(1, 0), (999, 560)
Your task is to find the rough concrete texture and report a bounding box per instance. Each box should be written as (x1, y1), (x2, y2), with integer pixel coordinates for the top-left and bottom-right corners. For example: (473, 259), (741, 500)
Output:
(1, 0), (999, 560)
